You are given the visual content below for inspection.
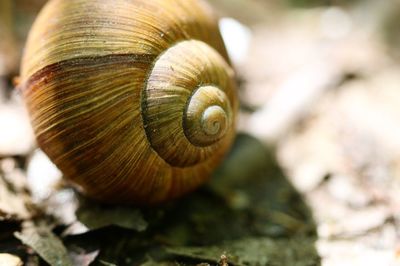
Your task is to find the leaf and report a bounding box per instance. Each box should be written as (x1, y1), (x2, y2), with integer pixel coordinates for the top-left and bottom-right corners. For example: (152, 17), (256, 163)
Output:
(140, 258), (183, 266)
(98, 260), (118, 266)
(76, 198), (148, 231)
(14, 222), (72, 266)
(167, 237), (320, 266)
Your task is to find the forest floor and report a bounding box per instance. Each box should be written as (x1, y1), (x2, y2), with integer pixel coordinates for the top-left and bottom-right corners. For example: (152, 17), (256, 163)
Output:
(1, 1), (400, 265)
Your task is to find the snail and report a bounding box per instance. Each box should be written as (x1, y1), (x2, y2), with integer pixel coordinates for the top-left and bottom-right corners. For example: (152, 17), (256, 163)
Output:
(19, 0), (238, 204)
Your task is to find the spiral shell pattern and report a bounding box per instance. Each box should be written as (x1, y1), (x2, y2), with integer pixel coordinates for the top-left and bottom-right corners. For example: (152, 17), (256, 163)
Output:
(20, 0), (238, 204)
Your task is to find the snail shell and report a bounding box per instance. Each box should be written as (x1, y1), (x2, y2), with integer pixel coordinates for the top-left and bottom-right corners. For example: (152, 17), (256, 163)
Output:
(20, 0), (238, 204)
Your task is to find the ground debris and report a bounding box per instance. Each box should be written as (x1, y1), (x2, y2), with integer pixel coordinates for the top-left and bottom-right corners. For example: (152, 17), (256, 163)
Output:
(167, 237), (319, 266)
(3, 1), (400, 265)
(58, 135), (317, 265)
(14, 221), (72, 266)
(0, 170), (33, 221)
(0, 253), (23, 266)
(76, 198), (148, 231)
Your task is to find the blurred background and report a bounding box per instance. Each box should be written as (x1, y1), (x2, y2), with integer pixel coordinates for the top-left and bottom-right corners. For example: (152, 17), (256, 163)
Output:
(1, 0), (400, 265)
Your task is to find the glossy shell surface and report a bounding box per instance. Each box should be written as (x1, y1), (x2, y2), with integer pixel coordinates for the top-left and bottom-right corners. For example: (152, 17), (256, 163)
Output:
(21, 0), (238, 204)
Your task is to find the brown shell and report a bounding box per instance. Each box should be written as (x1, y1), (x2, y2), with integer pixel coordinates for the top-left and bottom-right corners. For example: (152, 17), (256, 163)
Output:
(20, 0), (238, 204)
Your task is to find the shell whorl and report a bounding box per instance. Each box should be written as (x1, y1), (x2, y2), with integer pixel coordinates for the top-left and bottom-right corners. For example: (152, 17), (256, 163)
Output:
(142, 40), (235, 167)
(185, 86), (230, 146)
(20, 0), (238, 204)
